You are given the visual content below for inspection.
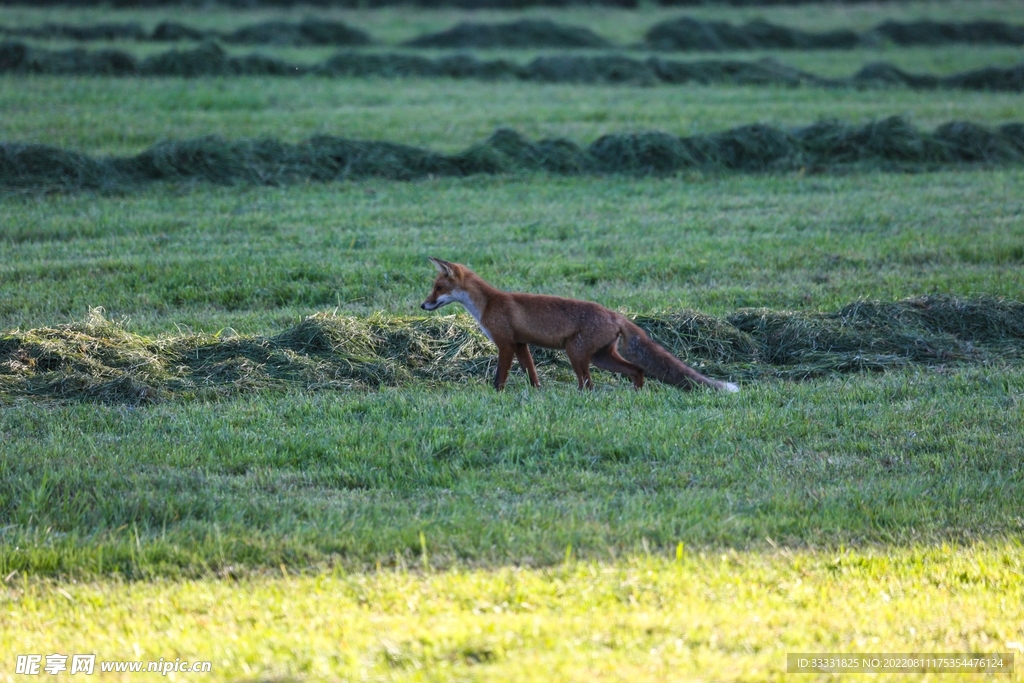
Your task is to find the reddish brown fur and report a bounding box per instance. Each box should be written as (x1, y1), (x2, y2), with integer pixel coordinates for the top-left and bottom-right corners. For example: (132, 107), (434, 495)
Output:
(421, 257), (738, 393)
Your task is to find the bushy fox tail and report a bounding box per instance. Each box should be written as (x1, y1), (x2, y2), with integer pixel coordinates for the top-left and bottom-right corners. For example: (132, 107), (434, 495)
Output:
(619, 320), (739, 393)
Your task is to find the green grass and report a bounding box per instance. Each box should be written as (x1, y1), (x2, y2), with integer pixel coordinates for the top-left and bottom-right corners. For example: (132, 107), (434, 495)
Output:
(2, 167), (1021, 578)
(3, 171), (1023, 333)
(3, 76), (1023, 156)
(3, 546), (1022, 682)
(2, 76), (1024, 154)
(2, 6), (1023, 679)
(2, 369), (1023, 578)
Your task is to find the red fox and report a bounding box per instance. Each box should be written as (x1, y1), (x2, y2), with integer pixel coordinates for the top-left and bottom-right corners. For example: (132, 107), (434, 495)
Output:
(420, 257), (739, 393)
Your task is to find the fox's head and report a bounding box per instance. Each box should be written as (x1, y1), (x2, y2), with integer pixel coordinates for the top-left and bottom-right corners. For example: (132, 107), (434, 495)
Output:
(421, 257), (466, 311)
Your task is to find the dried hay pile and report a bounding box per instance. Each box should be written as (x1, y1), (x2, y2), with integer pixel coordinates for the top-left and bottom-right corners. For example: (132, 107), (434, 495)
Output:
(645, 16), (1024, 50)
(402, 19), (611, 49)
(3, 297), (1022, 404)
(4, 118), (1024, 192)
(4, 40), (1022, 92)
(0, 19), (371, 46)
(646, 16), (859, 51)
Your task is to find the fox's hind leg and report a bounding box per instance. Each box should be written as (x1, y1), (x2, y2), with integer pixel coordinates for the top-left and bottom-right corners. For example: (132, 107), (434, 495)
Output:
(565, 340), (594, 390)
(593, 344), (644, 390)
(515, 343), (541, 388)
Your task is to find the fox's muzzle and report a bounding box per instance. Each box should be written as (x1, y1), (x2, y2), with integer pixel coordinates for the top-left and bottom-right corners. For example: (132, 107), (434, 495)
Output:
(421, 293), (453, 311)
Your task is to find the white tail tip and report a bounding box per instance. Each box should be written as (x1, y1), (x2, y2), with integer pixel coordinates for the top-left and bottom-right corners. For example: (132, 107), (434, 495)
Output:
(721, 382), (740, 393)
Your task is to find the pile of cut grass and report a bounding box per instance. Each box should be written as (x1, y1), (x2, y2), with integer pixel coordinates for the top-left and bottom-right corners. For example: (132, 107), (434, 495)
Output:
(401, 18), (611, 49)
(0, 21), (149, 41)
(0, 18), (373, 45)
(3, 296), (1021, 404)
(646, 16), (860, 50)
(0, 308), (496, 403)
(216, 19), (371, 46)
(725, 297), (1024, 378)
(3, 117), (1024, 191)
(3, 40), (1024, 91)
(645, 16), (1024, 50)
(871, 18), (1024, 46)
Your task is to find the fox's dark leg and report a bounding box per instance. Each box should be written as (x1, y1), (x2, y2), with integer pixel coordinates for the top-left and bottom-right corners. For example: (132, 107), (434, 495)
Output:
(593, 344), (645, 390)
(565, 340), (594, 390)
(494, 345), (516, 391)
(515, 343), (541, 388)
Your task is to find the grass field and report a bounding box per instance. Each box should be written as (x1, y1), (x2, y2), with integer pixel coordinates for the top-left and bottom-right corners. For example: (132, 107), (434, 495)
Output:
(3, 171), (1024, 331)
(4, 77), (1023, 156)
(2, 0), (1024, 680)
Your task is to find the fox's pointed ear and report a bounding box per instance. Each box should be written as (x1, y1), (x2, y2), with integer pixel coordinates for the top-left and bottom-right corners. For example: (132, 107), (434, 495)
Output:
(428, 256), (454, 277)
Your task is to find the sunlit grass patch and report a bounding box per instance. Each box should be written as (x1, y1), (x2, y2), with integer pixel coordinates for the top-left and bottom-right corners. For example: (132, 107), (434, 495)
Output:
(2, 545), (1022, 681)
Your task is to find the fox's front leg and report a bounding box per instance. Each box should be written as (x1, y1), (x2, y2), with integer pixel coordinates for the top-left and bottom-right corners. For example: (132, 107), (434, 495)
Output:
(494, 345), (516, 391)
(515, 343), (541, 388)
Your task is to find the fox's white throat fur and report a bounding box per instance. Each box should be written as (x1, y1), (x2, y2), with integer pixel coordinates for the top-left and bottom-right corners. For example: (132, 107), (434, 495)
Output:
(449, 290), (494, 343)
